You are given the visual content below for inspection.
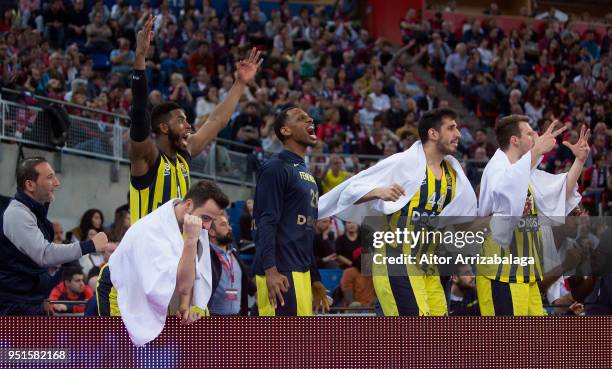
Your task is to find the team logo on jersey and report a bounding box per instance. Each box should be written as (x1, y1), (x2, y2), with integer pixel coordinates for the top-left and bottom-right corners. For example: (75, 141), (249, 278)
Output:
(163, 162), (171, 176)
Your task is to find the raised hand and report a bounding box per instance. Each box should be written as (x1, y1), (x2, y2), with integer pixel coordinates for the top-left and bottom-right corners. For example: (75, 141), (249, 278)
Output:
(235, 47), (263, 85)
(136, 14), (155, 56)
(562, 124), (591, 163)
(533, 120), (567, 156)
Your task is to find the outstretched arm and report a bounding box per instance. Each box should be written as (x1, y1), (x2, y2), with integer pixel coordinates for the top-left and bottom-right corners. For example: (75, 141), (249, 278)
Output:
(563, 124), (591, 199)
(187, 48), (263, 157)
(128, 14), (158, 176)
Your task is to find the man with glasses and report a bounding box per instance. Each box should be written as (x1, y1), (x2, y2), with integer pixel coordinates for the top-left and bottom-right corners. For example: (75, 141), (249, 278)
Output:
(96, 181), (228, 345)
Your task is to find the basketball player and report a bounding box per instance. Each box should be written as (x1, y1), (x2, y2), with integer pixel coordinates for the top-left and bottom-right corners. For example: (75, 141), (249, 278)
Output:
(252, 107), (330, 316)
(96, 181), (228, 327)
(128, 15), (261, 223)
(319, 108), (478, 316)
(477, 116), (588, 316)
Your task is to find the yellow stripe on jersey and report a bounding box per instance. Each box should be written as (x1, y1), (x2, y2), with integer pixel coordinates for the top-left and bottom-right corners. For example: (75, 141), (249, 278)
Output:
(372, 161), (456, 316)
(479, 187), (544, 283)
(130, 152), (190, 224)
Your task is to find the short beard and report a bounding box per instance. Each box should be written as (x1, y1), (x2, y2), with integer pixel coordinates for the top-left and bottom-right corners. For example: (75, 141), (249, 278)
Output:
(436, 139), (455, 156)
(167, 129), (183, 150)
(216, 233), (233, 246)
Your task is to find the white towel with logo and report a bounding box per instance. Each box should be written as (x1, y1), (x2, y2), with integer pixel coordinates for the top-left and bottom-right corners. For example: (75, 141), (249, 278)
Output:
(318, 141), (477, 223)
(478, 149), (581, 247)
(109, 199), (212, 346)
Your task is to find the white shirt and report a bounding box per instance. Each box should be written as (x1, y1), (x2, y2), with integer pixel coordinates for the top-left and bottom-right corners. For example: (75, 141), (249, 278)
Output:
(368, 92), (391, 112)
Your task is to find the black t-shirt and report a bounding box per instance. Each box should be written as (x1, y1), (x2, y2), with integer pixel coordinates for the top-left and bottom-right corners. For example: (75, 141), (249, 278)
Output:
(335, 233), (362, 262)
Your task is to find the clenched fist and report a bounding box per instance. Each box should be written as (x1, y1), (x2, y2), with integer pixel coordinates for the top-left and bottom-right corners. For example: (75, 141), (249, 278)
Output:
(92, 232), (109, 253)
(183, 214), (203, 241)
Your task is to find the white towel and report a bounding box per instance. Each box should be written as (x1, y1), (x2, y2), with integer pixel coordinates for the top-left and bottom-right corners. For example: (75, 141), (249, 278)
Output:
(318, 141), (478, 223)
(478, 149), (581, 247)
(109, 199), (212, 346)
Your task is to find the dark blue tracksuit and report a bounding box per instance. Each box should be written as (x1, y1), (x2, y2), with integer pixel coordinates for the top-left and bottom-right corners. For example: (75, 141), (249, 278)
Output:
(252, 150), (321, 315)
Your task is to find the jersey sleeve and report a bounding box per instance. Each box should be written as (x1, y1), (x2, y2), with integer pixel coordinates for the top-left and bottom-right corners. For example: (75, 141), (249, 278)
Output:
(254, 160), (288, 271)
(129, 70), (152, 142)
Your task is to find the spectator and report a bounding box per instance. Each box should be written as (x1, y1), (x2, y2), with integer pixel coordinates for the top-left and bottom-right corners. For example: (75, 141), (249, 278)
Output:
(368, 80), (391, 112)
(580, 31), (601, 60)
(462, 20), (484, 46)
(65, 0), (88, 47)
(43, 0), (66, 49)
(87, 266), (101, 293)
(417, 85), (440, 112)
(208, 214), (255, 316)
(195, 86), (219, 123)
(395, 112), (419, 139)
(427, 32), (452, 80)
(110, 38), (135, 75)
(85, 11), (113, 54)
(107, 208), (130, 243)
(67, 208), (105, 243)
(88, 0), (110, 24)
(218, 75), (235, 102)
(468, 128), (496, 158)
(358, 97), (378, 131)
(334, 221), (362, 267)
(396, 71), (423, 102)
(0, 157), (107, 316)
(189, 69), (211, 100)
(484, 3), (501, 15)
(231, 102), (262, 147)
(445, 43), (468, 95)
(524, 90), (545, 128)
(314, 218), (338, 268)
(446, 264), (479, 316)
(340, 248), (375, 307)
(48, 266), (93, 314)
(156, 21), (182, 59)
(167, 73), (194, 121)
(187, 41), (215, 78)
(246, 8), (266, 45)
(316, 108), (343, 143)
(52, 222), (64, 243)
(399, 8), (419, 44)
(321, 155), (353, 194)
(385, 97), (407, 132)
(239, 199), (254, 242)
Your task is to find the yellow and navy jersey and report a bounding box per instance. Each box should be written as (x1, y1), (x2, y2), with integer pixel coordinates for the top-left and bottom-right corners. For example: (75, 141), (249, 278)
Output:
(252, 150), (320, 279)
(479, 187), (544, 283)
(129, 150), (191, 224)
(381, 160), (456, 273)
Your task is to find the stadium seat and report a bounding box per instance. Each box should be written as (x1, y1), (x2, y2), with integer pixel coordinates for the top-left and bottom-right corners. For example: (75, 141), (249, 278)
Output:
(227, 200), (245, 241)
(318, 268), (344, 293)
(91, 53), (111, 71)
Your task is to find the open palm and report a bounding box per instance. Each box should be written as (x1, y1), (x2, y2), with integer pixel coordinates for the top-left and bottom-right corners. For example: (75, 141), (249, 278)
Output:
(136, 15), (155, 55)
(563, 124), (591, 163)
(235, 47), (263, 85)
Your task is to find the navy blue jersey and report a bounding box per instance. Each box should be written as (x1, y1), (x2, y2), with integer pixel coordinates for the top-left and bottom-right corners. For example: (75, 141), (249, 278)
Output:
(252, 150), (320, 280)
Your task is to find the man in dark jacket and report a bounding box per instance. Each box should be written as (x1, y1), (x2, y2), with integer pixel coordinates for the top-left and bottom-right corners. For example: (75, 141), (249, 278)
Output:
(0, 157), (107, 316)
(208, 213), (255, 315)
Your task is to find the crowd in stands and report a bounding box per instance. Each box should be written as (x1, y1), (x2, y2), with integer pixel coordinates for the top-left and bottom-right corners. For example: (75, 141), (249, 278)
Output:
(0, 0), (610, 314)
